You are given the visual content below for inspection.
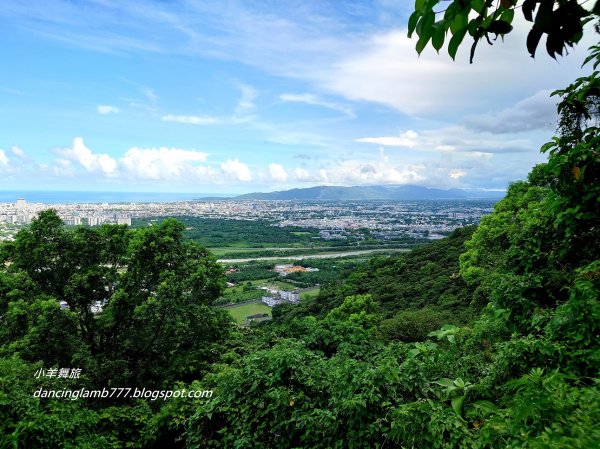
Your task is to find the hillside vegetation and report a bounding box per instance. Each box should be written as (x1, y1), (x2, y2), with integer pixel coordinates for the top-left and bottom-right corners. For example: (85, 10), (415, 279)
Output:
(0, 29), (599, 449)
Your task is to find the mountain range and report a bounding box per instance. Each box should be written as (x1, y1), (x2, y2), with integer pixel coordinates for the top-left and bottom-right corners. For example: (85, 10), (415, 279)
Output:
(229, 185), (504, 201)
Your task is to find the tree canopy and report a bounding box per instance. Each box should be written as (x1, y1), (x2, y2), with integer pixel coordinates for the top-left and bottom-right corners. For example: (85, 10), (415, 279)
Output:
(409, 0), (600, 62)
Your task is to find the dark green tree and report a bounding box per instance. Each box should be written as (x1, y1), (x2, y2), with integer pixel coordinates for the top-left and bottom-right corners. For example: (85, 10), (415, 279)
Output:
(409, 0), (599, 62)
(0, 213), (231, 389)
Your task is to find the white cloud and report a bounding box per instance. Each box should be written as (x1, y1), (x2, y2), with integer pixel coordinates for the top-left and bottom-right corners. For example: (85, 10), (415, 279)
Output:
(295, 167), (311, 181)
(311, 18), (593, 118)
(293, 159), (425, 185)
(420, 126), (536, 154)
(235, 84), (258, 115)
(449, 169), (467, 179)
(268, 163), (288, 182)
(220, 158), (252, 181)
(434, 145), (456, 152)
(379, 147), (388, 163)
(9, 1), (591, 123)
(57, 137), (117, 176)
(45, 138), (261, 185)
(463, 90), (557, 133)
(142, 87), (158, 104)
(357, 126), (537, 154)
(97, 104), (120, 114)
(279, 93), (354, 117)
(11, 146), (27, 158)
(0, 150), (8, 167)
(161, 114), (219, 125)
(356, 130), (418, 147)
(467, 151), (494, 160)
(120, 147), (209, 180)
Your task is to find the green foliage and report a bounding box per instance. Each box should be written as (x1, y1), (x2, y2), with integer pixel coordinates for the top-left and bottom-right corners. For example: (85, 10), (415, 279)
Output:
(326, 294), (381, 328)
(278, 226), (477, 324)
(378, 308), (464, 342)
(135, 217), (321, 248)
(0, 298), (85, 367)
(409, 0), (597, 62)
(0, 215), (233, 447)
(181, 45), (600, 449)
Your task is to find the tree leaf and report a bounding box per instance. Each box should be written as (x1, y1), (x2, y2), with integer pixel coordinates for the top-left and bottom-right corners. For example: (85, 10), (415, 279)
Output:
(527, 27), (543, 58)
(522, 0), (538, 22)
(450, 10), (469, 34)
(473, 400), (499, 414)
(435, 378), (456, 388)
(500, 8), (515, 24)
(408, 11), (421, 37)
(416, 33), (431, 55)
(432, 24), (445, 52)
(407, 348), (421, 359)
(415, 0), (427, 11)
(469, 37), (480, 63)
(487, 20), (513, 35)
(448, 27), (468, 60)
(534, 0), (554, 33)
(451, 395), (465, 417)
(453, 378), (465, 389)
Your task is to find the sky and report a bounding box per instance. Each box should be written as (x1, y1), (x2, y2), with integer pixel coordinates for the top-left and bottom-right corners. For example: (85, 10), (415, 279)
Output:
(0, 0), (594, 194)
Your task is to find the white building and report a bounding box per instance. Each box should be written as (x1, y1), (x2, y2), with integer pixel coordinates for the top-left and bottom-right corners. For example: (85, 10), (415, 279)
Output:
(262, 296), (285, 307)
(280, 290), (300, 302)
(262, 289), (300, 307)
(116, 215), (132, 226)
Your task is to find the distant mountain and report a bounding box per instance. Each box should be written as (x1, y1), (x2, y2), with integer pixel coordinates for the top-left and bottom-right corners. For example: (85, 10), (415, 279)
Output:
(232, 185), (504, 201)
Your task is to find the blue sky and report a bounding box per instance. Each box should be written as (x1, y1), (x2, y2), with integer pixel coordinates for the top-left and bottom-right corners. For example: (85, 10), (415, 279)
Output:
(0, 0), (594, 194)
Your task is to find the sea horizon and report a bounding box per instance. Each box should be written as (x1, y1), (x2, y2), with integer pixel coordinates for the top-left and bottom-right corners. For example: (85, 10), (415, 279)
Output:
(0, 191), (233, 204)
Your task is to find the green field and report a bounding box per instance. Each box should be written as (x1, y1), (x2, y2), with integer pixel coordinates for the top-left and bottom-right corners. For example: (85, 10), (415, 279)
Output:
(224, 302), (272, 324)
(300, 287), (320, 300)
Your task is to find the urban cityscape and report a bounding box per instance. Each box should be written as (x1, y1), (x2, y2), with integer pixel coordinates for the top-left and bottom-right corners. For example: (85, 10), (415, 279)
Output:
(0, 197), (495, 242)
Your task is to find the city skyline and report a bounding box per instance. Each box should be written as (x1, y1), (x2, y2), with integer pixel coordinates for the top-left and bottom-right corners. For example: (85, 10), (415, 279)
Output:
(0, 1), (595, 194)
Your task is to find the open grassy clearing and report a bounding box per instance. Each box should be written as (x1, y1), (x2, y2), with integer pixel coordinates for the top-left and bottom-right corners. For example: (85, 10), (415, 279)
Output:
(224, 302), (272, 324)
(300, 287), (320, 300)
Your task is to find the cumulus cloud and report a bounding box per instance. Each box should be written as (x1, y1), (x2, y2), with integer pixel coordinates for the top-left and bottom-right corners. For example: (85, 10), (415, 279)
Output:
(97, 105), (120, 114)
(45, 138), (263, 184)
(221, 158), (252, 181)
(161, 114), (219, 125)
(268, 163), (288, 182)
(356, 130), (418, 147)
(463, 90), (557, 134)
(295, 167), (311, 181)
(120, 147), (209, 180)
(292, 159), (425, 185)
(56, 137), (117, 176)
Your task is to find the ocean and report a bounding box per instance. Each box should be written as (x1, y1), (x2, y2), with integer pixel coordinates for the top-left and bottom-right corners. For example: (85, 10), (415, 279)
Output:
(0, 191), (231, 204)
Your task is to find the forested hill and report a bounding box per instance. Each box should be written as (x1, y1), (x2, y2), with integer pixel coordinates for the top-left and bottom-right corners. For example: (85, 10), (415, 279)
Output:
(233, 184), (503, 200)
(273, 226), (478, 340)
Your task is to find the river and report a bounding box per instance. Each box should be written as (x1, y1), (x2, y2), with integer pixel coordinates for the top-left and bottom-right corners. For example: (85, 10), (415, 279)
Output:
(217, 248), (410, 263)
